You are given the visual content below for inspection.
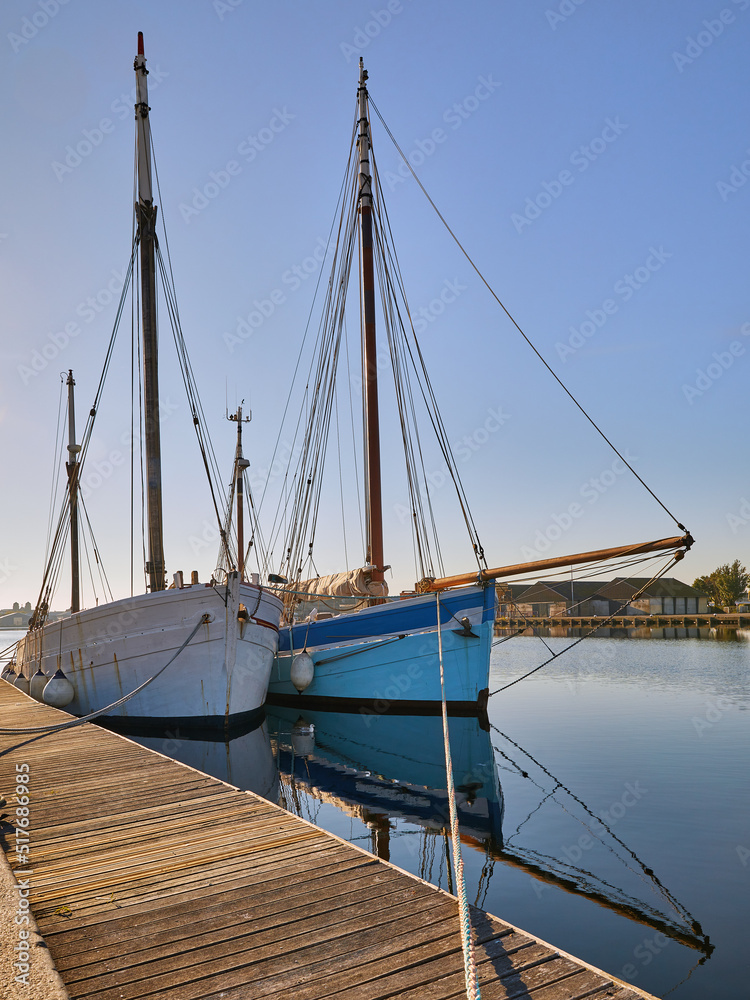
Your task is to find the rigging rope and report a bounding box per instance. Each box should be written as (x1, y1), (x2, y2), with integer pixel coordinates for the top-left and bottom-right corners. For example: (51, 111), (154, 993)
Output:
(436, 593), (481, 1000)
(368, 96), (687, 534)
(490, 724), (708, 940)
(490, 550), (684, 695)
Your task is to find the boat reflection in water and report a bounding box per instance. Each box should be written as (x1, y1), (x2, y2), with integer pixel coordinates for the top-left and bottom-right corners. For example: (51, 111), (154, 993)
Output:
(107, 704), (710, 961)
(98, 715), (279, 804)
(265, 708), (504, 864)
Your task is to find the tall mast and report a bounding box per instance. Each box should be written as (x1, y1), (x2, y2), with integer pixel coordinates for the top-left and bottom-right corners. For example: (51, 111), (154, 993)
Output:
(228, 405), (251, 581)
(135, 32), (166, 592)
(66, 370), (80, 613)
(357, 59), (384, 585)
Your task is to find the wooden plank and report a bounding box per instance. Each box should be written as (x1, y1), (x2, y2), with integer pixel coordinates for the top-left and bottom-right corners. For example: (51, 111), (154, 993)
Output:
(37, 842), (362, 929)
(238, 932), (545, 1000)
(68, 905), (463, 999)
(54, 863), (411, 971)
(62, 881), (445, 984)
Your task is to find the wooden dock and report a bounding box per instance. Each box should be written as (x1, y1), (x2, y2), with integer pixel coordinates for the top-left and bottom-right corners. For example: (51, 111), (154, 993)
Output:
(0, 681), (658, 1000)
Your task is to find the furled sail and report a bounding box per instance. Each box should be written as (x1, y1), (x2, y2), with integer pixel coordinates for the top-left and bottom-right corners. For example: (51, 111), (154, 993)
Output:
(296, 568), (389, 600)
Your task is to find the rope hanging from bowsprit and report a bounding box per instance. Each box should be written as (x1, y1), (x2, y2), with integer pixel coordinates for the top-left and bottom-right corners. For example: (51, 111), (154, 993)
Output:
(490, 550), (683, 696)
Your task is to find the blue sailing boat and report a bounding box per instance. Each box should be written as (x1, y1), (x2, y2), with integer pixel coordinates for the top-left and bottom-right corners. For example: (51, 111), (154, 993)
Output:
(265, 61), (690, 714)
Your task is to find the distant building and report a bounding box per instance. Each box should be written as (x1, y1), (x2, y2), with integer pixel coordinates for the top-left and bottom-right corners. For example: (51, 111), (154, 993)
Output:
(0, 602), (66, 629)
(0, 610), (29, 628)
(497, 577), (709, 617)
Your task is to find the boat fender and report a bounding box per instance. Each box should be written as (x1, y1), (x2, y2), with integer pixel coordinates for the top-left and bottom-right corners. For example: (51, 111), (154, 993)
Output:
(291, 717), (315, 756)
(1, 664), (14, 682)
(290, 651), (315, 693)
(13, 672), (30, 695)
(42, 669), (75, 708)
(29, 668), (48, 701)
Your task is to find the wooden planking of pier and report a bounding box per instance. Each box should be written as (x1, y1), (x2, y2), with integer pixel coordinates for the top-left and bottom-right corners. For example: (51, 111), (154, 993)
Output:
(496, 613), (750, 631)
(0, 681), (658, 1000)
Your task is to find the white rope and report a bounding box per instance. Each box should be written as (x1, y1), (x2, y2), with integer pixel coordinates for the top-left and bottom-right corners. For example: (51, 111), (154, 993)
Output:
(436, 593), (481, 999)
(0, 614), (210, 736)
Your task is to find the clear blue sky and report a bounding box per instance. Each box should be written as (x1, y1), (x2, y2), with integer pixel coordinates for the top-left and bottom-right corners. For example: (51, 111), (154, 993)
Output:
(0, 0), (748, 605)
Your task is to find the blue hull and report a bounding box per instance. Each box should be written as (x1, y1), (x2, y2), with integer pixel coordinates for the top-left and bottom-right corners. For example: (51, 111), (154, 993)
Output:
(268, 584), (496, 708)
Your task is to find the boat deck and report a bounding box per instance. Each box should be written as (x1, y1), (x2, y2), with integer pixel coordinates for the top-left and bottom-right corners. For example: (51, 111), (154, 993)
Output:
(0, 681), (658, 999)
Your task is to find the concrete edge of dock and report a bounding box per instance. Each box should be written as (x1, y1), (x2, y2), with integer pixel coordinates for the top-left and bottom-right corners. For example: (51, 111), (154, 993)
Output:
(0, 841), (70, 999)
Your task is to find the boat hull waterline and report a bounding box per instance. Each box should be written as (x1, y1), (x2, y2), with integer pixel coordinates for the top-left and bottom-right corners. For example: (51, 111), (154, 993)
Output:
(14, 575), (283, 729)
(268, 584), (496, 713)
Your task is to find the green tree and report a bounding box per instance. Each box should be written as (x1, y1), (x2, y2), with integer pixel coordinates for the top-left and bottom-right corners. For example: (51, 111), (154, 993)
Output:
(693, 560), (749, 609)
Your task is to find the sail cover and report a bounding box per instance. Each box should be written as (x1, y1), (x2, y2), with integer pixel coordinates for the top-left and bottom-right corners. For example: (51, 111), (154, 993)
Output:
(296, 568), (389, 599)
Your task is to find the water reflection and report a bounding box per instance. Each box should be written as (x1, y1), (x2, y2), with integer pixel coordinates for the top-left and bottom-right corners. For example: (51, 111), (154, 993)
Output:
(266, 708), (504, 862)
(110, 702), (710, 965)
(98, 715), (279, 803)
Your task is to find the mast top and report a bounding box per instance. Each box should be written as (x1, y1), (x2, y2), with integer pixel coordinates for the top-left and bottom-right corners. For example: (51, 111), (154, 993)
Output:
(359, 57), (368, 84)
(137, 31), (144, 56)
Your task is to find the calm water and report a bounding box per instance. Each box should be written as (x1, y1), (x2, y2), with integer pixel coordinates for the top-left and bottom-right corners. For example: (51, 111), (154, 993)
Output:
(3, 629), (748, 998)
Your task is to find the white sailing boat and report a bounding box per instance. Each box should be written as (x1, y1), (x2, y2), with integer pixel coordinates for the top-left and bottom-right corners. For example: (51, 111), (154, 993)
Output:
(265, 61), (692, 713)
(5, 35), (282, 729)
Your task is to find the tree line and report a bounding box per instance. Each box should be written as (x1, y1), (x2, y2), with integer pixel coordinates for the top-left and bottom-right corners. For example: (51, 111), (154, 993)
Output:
(693, 560), (749, 610)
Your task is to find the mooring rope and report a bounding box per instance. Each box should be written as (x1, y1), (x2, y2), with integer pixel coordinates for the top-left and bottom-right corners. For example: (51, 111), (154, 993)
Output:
(436, 593), (481, 999)
(0, 615), (210, 736)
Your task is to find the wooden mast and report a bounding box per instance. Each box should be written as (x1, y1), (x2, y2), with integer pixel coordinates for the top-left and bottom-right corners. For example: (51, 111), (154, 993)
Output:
(135, 32), (166, 592)
(357, 59), (384, 585)
(229, 405), (251, 581)
(417, 533), (693, 592)
(65, 370), (80, 613)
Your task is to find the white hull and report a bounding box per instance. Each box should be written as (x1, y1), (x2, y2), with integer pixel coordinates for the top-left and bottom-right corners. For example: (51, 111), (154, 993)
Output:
(14, 574), (282, 728)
